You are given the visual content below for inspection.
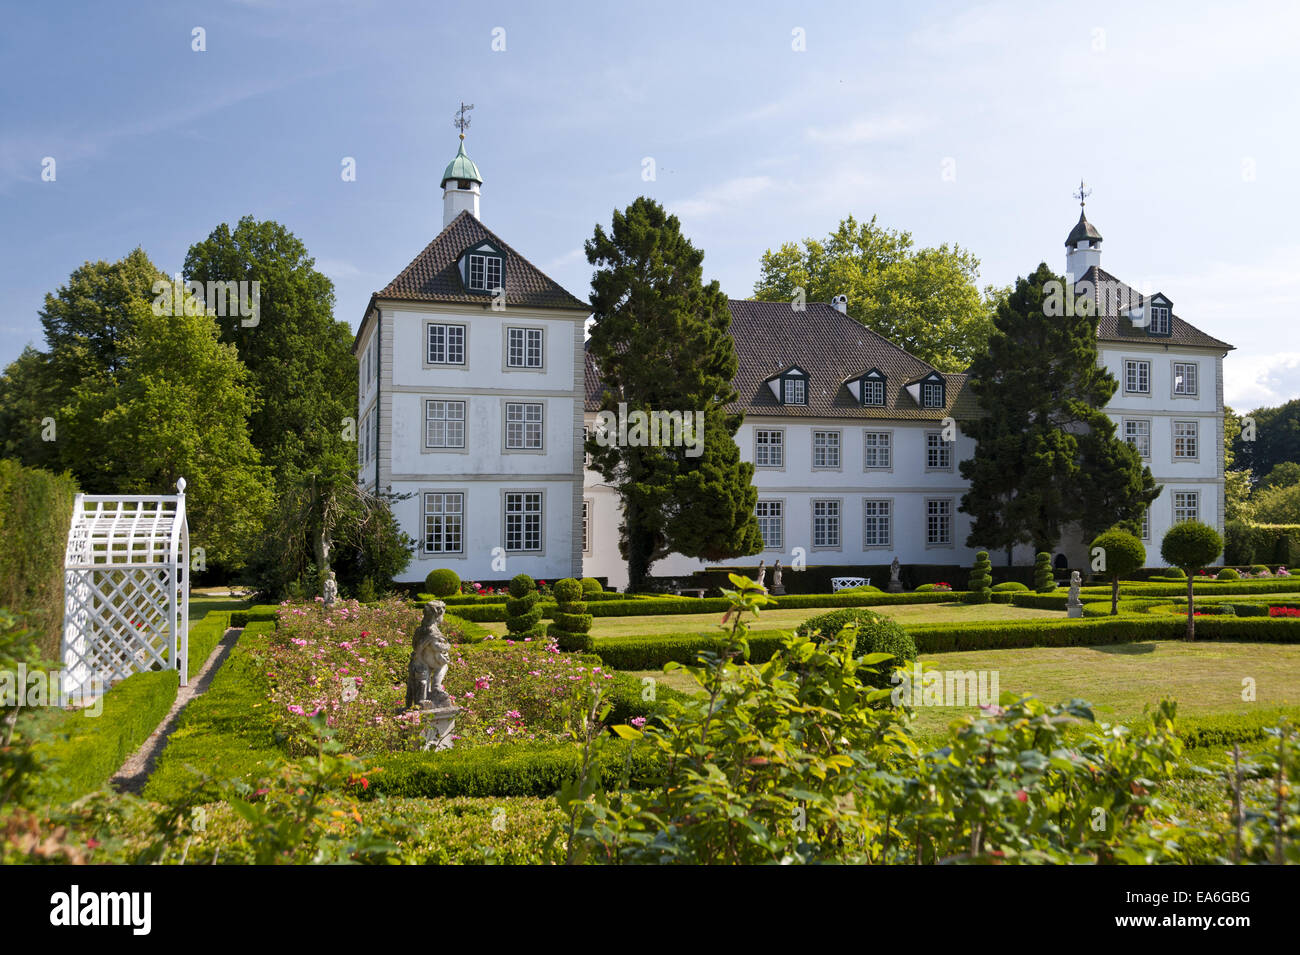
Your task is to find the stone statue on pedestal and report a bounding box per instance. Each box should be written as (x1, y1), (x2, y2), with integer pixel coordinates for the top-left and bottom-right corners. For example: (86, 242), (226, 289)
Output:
(771, 559), (785, 595)
(756, 560), (767, 590)
(888, 557), (903, 593)
(406, 601), (453, 709)
(322, 570), (338, 608)
(1067, 570), (1083, 618)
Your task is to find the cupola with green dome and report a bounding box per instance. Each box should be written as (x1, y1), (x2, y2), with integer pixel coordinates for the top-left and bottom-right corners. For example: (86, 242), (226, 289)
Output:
(442, 104), (484, 228)
(441, 137), (483, 188)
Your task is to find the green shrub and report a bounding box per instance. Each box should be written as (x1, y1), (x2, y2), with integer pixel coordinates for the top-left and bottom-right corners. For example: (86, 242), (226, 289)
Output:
(31, 668), (179, 803)
(580, 577), (603, 595)
(504, 575), (545, 640)
(991, 581), (1029, 592)
(1223, 520), (1255, 566)
(0, 461), (79, 662)
(425, 568), (461, 598)
(794, 609), (917, 688)
(964, 551), (992, 604)
(1033, 552), (1055, 593)
(592, 630), (788, 670)
(1250, 564), (1270, 575)
(839, 584), (883, 594)
(547, 577), (593, 651)
(1216, 567), (1240, 581)
(1164, 566), (1187, 578)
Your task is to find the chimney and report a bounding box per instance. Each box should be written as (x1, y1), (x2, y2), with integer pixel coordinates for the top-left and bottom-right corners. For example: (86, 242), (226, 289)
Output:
(831, 294), (848, 314)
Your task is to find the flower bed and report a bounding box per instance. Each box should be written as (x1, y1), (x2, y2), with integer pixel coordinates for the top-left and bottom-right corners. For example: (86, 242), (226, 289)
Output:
(250, 599), (614, 755)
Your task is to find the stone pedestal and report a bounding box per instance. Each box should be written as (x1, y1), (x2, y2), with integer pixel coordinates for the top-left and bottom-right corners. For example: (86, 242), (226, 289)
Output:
(1066, 603), (1083, 618)
(887, 580), (903, 593)
(420, 703), (459, 751)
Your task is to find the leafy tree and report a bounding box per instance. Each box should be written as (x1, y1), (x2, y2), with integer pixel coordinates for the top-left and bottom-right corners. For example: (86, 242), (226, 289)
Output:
(1254, 482), (1300, 524)
(184, 217), (359, 593)
(753, 214), (1000, 372)
(1234, 398), (1300, 479)
(59, 301), (271, 567)
(585, 197), (761, 591)
(959, 263), (1160, 561)
(1091, 528), (1145, 615)
(1260, 461), (1300, 490)
(1160, 521), (1223, 640)
(0, 348), (58, 469)
(1224, 406), (1254, 521)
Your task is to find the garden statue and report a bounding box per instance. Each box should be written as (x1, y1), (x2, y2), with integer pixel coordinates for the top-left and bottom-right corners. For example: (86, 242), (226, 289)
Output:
(888, 557), (903, 593)
(1067, 570), (1083, 618)
(406, 601), (453, 710)
(771, 559), (785, 595)
(756, 560), (767, 589)
(322, 571), (338, 609)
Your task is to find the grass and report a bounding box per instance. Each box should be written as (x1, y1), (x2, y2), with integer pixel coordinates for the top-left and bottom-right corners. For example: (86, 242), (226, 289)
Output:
(189, 594), (252, 621)
(481, 601), (1064, 639)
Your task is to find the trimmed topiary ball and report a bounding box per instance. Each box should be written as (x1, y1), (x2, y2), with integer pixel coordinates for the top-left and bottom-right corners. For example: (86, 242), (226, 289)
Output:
(425, 568), (460, 598)
(794, 608), (916, 689)
(580, 577), (603, 595)
(508, 573), (536, 598)
(1216, 567), (1240, 580)
(1164, 566), (1187, 578)
(991, 581), (1029, 592)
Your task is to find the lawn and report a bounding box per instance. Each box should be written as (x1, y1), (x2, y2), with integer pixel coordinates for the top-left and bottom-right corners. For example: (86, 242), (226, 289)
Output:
(628, 640), (1300, 741)
(480, 599), (1065, 638)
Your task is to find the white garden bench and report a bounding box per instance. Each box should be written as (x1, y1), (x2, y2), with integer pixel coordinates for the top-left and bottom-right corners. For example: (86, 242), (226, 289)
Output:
(831, 576), (870, 592)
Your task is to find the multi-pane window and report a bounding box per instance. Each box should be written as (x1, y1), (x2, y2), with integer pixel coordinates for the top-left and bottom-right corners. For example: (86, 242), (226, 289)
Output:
(358, 416), (369, 466)
(1124, 419), (1151, 459)
(1140, 507), (1150, 541)
(468, 254), (502, 291)
(862, 377), (885, 406)
(863, 431), (892, 469)
(423, 492), (464, 554)
(505, 402), (544, 450)
(506, 327), (544, 368)
(582, 425), (592, 468)
(1173, 362), (1198, 396)
(427, 323), (466, 364)
(812, 500), (840, 548)
(504, 492), (543, 551)
(582, 499), (591, 553)
(755, 500), (783, 549)
(1173, 420), (1199, 459)
(1149, 305), (1170, 334)
(925, 432), (952, 469)
(926, 499), (953, 545)
(1174, 491), (1199, 524)
(755, 430), (784, 467)
(921, 381), (944, 408)
(863, 500), (891, 548)
(1125, 360), (1151, 394)
(782, 377), (807, 405)
(812, 431), (840, 468)
(425, 400), (466, 448)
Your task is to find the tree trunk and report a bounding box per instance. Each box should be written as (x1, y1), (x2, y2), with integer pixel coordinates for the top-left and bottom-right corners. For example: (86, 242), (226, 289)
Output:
(1185, 573), (1195, 641)
(1006, 545), (1014, 567)
(1111, 577), (1119, 616)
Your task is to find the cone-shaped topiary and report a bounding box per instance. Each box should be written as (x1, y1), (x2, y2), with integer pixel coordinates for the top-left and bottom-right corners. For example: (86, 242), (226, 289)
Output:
(505, 573), (546, 640)
(1033, 552), (1055, 593)
(964, 551), (993, 603)
(547, 577), (593, 651)
(425, 568), (460, 598)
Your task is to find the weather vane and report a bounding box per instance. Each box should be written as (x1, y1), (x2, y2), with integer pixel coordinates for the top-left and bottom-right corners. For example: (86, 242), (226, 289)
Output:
(1073, 178), (1092, 209)
(454, 102), (474, 140)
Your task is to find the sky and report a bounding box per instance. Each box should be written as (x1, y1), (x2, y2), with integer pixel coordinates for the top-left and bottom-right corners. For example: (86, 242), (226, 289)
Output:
(3, 0), (1298, 410)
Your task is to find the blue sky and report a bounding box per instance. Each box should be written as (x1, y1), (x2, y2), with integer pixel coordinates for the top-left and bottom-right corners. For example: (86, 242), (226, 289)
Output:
(3, 0), (1298, 408)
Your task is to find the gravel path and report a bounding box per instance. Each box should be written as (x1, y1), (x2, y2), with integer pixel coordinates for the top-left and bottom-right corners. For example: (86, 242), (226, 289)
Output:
(109, 626), (244, 796)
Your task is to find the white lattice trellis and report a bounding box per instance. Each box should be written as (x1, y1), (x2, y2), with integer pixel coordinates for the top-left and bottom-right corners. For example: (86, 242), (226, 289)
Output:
(62, 479), (190, 695)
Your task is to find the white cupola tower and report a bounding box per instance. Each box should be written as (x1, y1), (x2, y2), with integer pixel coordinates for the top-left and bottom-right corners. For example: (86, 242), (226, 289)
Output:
(441, 134), (483, 228)
(1064, 180), (1102, 279)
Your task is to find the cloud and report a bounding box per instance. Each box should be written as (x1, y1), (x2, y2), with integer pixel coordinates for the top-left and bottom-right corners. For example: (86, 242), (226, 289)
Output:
(805, 114), (929, 145)
(668, 176), (775, 219)
(1225, 352), (1300, 410)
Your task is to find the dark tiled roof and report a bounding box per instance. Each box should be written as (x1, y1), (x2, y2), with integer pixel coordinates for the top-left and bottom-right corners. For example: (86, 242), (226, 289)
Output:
(1066, 210), (1102, 247)
(1075, 266), (1233, 350)
(585, 300), (975, 421)
(375, 211), (588, 311)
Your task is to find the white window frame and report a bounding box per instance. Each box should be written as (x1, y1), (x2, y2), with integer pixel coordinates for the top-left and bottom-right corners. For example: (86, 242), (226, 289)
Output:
(1149, 305), (1171, 335)
(861, 377), (885, 406)
(1172, 361), (1198, 397)
(811, 499), (841, 550)
(863, 431), (892, 470)
(754, 429), (784, 468)
(468, 253), (502, 292)
(925, 431), (952, 470)
(863, 498), (892, 549)
(505, 326), (544, 370)
(423, 491), (465, 555)
(1173, 490), (1199, 524)
(503, 491), (544, 553)
(426, 322), (467, 366)
(782, 376), (807, 406)
(755, 499), (784, 551)
(424, 399), (466, 449)
(921, 380), (944, 408)
(926, 498), (954, 546)
(1140, 506), (1150, 541)
(582, 498), (592, 554)
(1172, 420), (1199, 460)
(1123, 418), (1151, 459)
(812, 430), (841, 469)
(1124, 359), (1151, 395)
(505, 401), (544, 451)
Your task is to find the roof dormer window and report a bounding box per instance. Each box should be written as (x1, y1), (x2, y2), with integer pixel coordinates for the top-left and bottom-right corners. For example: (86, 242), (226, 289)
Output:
(782, 376), (806, 405)
(1149, 304), (1170, 335)
(921, 381), (944, 408)
(468, 253), (502, 291)
(849, 368), (886, 406)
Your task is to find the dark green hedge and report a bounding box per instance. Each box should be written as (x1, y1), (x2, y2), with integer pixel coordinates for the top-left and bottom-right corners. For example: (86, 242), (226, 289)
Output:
(591, 630), (789, 670)
(1172, 706), (1300, 749)
(32, 668), (179, 803)
(0, 461), (79, 661)
(229, 604), (280, 627)
(187, 611), (231, 681)
(907, 615), (1300, 653)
